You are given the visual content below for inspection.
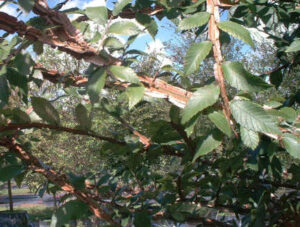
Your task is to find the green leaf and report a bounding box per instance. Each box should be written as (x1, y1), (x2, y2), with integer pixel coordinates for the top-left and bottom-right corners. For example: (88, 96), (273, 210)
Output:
(85, 7), (108, 25)
(113, 0), (131, 16)
(31, 97), (60, 125)
(181, 83), (220, 124)
(283, 134), (300, 159)
(218, 21), (255, 48)
(14, 53), (34, 76)
(285, 39), (300, 52)
(240, 127), (259, 150)
(230, 100), (280, 134)
(14, 171), (27, 188)
(136, 13), (158, 38)
(193, 130), (222, 162)
(17, 0), (34, 14)
(208, 111), (232, 137)
(87, 68), (107, 104)
(75, 104), (91, 130)
(109, 65), (140, 84)
(0, 165), (24, 182)
(108, 21), (141, 36)
(33, 42), (44, 55)
(7, 67), (28, 99)
(269, 71), (283, 89)
(222, 61), (272, 92)
(0, 66), (9, 106)
(103, 37), (124, 49)
(9, 108), (31, 123)
(279, 107), (297, 122)
(178, 12), (210, 30)
(134, 212), (151, 227)
(68, 173), (86, 190)
(184, 41), (212, 75)
(264, 100), (282, 109)
(126, 84), (145, 109)
(51, 200), (89, 227)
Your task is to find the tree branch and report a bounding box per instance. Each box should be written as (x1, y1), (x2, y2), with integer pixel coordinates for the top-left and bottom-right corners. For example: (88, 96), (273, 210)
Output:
(0, 137), (121, 226)
(0, 123), (126, 145)
(207, 0), (238, 138)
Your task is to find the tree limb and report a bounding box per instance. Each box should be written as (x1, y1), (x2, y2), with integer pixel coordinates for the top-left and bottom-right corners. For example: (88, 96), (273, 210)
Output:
(207, 0), (238, 138)
(0, 137), (121, 226)
(0, 123), (126, 145)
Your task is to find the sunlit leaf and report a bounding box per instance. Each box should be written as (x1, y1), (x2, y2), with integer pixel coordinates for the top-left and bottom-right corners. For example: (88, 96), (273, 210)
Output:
(126, 84), (145, 109)
(85, 7), (108, 25)
(108, 21), (141, 36)
(184, 41), (212, 75)
(109, 65), (140, 83)
(222, 61), (271, 92)
(240, 127), (259, 149)
(285, 39), (300, 52)
(283, 134), (300, 159)
(178, 12), (210, 30)
(181, 83), (220, 124)
(113, 0), (131, 16)
(208, 111), (232, 137)
(218, 21), (255, 48)
(230, 100), (280, 134)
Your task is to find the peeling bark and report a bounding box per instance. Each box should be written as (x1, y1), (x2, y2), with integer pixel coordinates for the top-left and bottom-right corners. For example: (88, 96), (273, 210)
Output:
(207, 0), (238, 137)
(34, 64), (192, 108)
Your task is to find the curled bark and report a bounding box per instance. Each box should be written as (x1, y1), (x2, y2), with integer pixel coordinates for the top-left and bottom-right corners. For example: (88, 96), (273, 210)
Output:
(34, 64), (192, 108)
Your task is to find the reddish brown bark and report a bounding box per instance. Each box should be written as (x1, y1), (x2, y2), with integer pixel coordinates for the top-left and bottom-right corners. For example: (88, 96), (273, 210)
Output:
(34, 64), (192, 108)
(207, 0), (238, 137)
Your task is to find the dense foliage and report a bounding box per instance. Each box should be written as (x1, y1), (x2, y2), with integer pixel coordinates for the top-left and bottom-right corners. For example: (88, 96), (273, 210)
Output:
(0, 0), (299, 226)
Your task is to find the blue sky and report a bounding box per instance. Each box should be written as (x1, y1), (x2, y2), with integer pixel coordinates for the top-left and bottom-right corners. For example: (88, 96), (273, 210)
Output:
(0, 0), (260, 64)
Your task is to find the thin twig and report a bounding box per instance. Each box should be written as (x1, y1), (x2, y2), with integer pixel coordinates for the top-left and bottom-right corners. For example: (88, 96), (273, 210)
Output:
(0, 123), (126, 145)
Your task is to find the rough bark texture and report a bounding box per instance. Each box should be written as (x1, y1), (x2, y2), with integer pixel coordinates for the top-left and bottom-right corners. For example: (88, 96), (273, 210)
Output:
(207, 0), (237, 137)
(34, 64), (193, 108)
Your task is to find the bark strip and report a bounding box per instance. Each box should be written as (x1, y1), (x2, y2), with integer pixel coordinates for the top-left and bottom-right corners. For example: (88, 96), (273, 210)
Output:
(207, 0), (238, 137)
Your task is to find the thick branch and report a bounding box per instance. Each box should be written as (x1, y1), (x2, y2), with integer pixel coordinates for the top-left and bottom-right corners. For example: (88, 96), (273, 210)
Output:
(0, 10), (192, 108)
(0, 12), (120, 66)
(34, 64), (192, 108)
